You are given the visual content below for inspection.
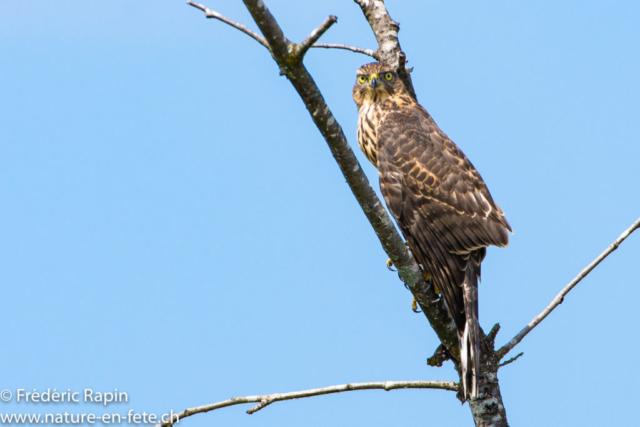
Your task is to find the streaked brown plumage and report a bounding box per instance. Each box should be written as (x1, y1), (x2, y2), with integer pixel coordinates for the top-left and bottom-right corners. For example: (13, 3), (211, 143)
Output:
(353, 62), (512, 399)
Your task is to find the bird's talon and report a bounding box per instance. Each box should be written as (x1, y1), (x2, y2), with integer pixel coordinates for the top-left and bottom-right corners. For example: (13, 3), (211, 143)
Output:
(422, 277), (442, 303)
(424, 276), (433, 291)
(411, 298), (422, 313)
(386, 258), (396, 272)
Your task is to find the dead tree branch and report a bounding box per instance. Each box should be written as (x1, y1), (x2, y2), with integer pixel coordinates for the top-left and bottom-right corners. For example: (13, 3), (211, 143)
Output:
(186, 1), (269, 50)
(312, 43), (378, 58)
(156, 380), (457, 427)
(295, 15), (338, 59)
(499, 352), (524, 368)
(186, 2), (374, 61)
(497, 216), (640, 359)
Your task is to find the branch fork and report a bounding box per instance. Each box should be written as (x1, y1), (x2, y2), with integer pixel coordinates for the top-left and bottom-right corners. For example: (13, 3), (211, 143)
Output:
(187, 1), (375, 63)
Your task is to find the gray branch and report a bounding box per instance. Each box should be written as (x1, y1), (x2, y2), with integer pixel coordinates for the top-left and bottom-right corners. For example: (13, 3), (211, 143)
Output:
(186, 1), (270, 50)
(155, 380), (457, 426)
(312, 43), (378, 59)
(497, 216), (640, 359)
(295, 15), (338, 59)
(187, 2), (376, 61)
(499, 352), (524, 368)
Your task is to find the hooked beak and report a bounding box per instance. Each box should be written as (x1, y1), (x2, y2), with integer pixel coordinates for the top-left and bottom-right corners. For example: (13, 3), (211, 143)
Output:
(370, 73), (378, 89)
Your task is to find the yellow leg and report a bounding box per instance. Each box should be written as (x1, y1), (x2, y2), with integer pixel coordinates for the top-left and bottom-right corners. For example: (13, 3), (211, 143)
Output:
(385, 243), (440, 311)
(433, 281), (441, 295)
(411, 271), (441, 313)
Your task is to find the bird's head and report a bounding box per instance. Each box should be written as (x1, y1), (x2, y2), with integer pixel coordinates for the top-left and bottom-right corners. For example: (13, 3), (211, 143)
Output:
(352, 62), (406, 108)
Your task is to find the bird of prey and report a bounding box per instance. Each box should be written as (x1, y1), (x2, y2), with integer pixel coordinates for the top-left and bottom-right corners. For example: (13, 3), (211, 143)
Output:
(353, 62), (512, 399)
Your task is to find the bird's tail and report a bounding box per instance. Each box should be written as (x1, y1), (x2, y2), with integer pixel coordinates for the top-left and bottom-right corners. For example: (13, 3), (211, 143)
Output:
(460, 264), (480, 399)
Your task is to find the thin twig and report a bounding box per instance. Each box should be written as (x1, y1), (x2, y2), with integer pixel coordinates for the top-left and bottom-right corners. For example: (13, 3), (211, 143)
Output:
(295, 16), (338, 59)
(497, 216), (640, 359)
(499, 352), (524, 368)
(187, 1), (377, 60)
(312, 43), (378, 59)
(186, 1), (270, 50)
(155, 380), (457, 426)
(487, 323), (501, 344)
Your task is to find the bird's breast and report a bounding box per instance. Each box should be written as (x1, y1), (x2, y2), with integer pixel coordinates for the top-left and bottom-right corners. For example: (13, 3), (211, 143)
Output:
(357, 102), (381, 166)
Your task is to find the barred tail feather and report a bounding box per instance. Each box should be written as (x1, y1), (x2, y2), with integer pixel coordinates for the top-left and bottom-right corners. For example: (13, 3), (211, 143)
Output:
(461, 265), (480, 399)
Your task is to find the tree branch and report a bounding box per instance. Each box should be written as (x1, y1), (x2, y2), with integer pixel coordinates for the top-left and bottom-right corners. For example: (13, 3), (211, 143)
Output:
(312, 43), (378, 59)
(156, 380), (457, 426)
(187, 2), (375, 61)
(186, 3), (372, 62)
(499, 352), (524, 368)
(497, 216), (640, 359)
(186, 1), (269, 50)
(242, 0), (291, 67)
(295, 15), (338, 59)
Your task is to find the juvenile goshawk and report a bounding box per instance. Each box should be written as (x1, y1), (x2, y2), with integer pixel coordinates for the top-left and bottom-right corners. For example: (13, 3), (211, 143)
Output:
(353, 62), (512, 399)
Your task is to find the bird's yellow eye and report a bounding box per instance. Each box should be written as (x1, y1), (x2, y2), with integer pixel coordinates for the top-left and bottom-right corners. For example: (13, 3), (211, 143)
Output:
(384, 72), (393, 81)
(358, 75), (367, 84)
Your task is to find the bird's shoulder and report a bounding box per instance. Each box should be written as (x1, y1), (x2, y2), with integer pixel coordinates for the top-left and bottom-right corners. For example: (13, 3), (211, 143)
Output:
(375, 97), (480, 196)
(375, 96), (512, 248)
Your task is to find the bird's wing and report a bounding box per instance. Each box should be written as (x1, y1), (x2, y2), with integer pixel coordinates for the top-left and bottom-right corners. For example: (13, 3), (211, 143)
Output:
(376, 103), (511, 330)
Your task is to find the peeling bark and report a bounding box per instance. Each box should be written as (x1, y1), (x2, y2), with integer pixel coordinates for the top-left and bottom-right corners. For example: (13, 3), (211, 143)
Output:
(467, 330), (508, 427)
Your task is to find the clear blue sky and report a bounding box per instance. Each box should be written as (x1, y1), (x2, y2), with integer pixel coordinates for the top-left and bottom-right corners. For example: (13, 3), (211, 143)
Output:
(2, 1), (639, 426)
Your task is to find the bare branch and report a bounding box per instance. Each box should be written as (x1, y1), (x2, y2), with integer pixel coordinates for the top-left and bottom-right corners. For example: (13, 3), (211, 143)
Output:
(187, 1), (377, 61)
(312, 43), (378, 59)
(295, 16), (338, 59)
(487, 323), (501, 344)
(497, 216), (640, 359)
(246, 380), (457, 414)
(156, 380), (457, 426)
(427, 344), (451, 367)
(186, 1), (270, 50)
(499, 352), (524, 368)
(242, 0), (291, 66)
